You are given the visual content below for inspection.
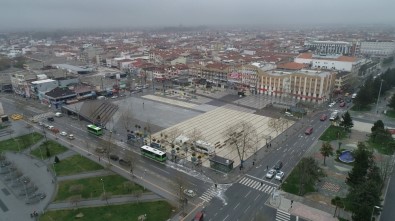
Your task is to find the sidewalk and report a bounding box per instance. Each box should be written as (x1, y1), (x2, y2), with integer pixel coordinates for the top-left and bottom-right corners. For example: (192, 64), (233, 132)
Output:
(268, 190), (349, 221)
(22, 138), (45, 154)
(57, 169), (113, 181)
(47, 193), (162, 210)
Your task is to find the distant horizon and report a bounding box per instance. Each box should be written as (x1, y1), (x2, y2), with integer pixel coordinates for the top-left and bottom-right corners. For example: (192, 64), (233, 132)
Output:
(1, 23), (394, 34)
(1, 0), (395, 32)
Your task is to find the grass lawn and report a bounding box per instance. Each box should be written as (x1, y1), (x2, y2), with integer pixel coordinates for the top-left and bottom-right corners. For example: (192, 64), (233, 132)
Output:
(350, 105), (371, 111)
(282, 167), (316, 196)
(54, 175), (147, 201)
(54, 155), (103, 176)
(367, 140), (395, 155)
(0, 132), (43, 152)
(320, 126), (348, 142)
(39, 201), (174, 221)
(385, 109), (395, 118)
(30, 140), (68, 159)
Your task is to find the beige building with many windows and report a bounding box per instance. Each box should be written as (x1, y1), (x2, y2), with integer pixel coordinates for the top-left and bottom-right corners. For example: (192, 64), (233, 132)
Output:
(257, 70), (336, 103)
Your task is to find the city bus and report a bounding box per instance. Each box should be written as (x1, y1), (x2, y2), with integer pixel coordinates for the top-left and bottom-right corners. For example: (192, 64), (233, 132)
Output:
(140, 145), (167, 162)
(87, 124), (103, 136)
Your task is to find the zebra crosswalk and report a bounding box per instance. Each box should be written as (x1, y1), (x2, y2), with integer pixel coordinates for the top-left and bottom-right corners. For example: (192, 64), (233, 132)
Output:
(276, 209), (291, 221)
(238, 177), (276, 194)
(199, 186), (217, 203)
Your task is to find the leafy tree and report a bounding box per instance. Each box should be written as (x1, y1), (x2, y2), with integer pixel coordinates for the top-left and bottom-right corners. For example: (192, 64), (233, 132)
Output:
(353, 84), (373, 109)
(346, 142), (374, 187)
(54, 156), (60, 163)
(388, 95), (395, 110)
(340, 111), (353, 131)
(320, 142), (334, 166)
(296, 157), (325, 195)
(371, 120), (385, 133)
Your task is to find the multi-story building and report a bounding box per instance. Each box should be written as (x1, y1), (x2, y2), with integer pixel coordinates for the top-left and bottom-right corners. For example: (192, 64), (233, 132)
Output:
(10, 71), (37, 96)
(30, 79), (59, 100)
(304, 41), (352, 55)
(257, 70), (336, 103)
(359, 41), (395, 57)
(294, 53), (360, 73)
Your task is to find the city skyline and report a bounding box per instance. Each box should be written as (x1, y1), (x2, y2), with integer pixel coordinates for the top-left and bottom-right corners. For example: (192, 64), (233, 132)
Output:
(1, 0), (395, 31)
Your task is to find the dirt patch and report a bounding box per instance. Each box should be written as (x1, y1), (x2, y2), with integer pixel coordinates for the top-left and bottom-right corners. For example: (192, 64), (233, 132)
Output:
(305, 192), (332, 205)
(323, 169), (348, 180)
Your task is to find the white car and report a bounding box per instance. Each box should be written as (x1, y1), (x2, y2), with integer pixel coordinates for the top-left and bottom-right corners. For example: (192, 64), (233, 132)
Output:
(183, 189), (196, 197)
(60, 131), (67, 136)
(111, 96), (118, 99)
(48, 126), (54, 130)
(265, 169), (277, 179)
(275, 171), (285, 181)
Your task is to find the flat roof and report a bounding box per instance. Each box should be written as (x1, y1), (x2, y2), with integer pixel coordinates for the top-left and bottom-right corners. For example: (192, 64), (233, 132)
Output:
(31, 79), (56, 84)
(52, 64), (92, 72)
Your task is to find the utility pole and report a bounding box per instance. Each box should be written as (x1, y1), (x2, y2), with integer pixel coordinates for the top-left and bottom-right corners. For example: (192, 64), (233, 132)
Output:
(375, 79), (384, 115)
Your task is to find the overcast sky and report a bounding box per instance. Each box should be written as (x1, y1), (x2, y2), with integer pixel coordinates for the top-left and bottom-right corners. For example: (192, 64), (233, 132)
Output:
(1, 0), (395, 30)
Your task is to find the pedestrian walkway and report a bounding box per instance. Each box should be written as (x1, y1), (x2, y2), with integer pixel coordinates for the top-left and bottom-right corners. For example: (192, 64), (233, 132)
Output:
(238, 177), (276, 194)
(22, 138), (45, 154)
(47, 193), (162, 210)
(57, 169), (113, 181)
(275, 209), (291, 221)
(199, 186), (216, 203)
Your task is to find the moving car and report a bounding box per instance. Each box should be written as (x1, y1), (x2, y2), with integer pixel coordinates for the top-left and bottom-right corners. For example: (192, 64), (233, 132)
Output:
(119, 158), (131, 166)
(320, 114), (327, 121)
(109, 154), (119, 161)
(305, 127), (313, 135)
(68, 134), (75, 140)
(275, 171), (285, 181)
(183, 189), (196, 197)
(339, 102), (346, 107)
(55, 112), (62, 117)
(47, 117), (54, 122)
(273, 161), (283, 171)
(265, 169), (277, 179)
(60, 131), (67, 136)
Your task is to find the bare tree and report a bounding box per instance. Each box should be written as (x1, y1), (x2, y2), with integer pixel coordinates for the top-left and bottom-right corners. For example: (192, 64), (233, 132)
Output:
(119, 108), (134, 132)
(69, 195), (82, 208)
(268, 118), (281, 135)
(224, 121), (259, 169)
(144, 120), (153, 144)
(124, 151), (137, 176)
(172, 172), (188, 213)
(133, 190), (143, 203)
(166, 128), (182, 145)
(101, 192), (112, 203)
(123, 181), (135, 193)
(188, 128), (203, 149)
(379, 157), (394, 189)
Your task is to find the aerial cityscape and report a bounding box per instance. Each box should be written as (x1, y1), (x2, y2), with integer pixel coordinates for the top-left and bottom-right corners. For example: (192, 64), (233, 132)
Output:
(1, 1), (395, 221)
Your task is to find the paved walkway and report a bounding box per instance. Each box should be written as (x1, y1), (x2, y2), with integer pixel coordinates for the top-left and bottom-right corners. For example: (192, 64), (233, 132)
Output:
(21, 138), (45, 154)
(57, 170), (113, 181)
(47, 193), (162, 210)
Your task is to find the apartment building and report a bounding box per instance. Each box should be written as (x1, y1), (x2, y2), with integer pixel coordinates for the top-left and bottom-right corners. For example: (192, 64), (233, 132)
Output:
(257, 70), (336, 103)
(294, 53), (359, 72)
(359, 41), (395, 57)
(304, 40), (352, 55)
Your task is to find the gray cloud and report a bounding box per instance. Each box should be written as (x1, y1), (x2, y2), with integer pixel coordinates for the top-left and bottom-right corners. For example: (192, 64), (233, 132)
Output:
(1, 0), (394, 30)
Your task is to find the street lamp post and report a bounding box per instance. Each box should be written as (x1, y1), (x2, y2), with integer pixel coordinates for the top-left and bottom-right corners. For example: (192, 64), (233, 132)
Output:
(101, 178), (108, 205)
(375, 79), (384, 115)
(371, 205), (381, 221)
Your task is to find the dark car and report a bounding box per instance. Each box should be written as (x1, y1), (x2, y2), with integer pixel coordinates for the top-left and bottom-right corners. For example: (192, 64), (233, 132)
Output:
(47, 117), (54, 122)
(320, 114), (327, 121)
(273, 161), (283, 171)
(119, 159), (131, 166)
(109, 154), (119, 161)
(305, 127), (313, 135)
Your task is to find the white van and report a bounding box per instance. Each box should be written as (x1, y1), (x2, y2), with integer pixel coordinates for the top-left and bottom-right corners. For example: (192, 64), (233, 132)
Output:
(55, 112), (62, 117)
(68, 134), (75, 140)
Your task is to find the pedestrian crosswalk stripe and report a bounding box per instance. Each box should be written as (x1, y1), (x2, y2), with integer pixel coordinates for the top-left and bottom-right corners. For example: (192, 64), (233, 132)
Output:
(199, 186), (217, 203)
(275, 209), (290, 221)
(238, 177), (276, 194)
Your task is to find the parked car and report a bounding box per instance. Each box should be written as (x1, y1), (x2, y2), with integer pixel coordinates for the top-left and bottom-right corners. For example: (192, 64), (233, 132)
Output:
(38, 122), (44, 126)
(265, 169), (277, 179)
(193, 211), (204, 221)
(109, 154), (119, 161)
(275, 171), (285, 181)
(305, 127), (313, 135)
(119, 159), (131, 166)
(285, 112), (293, 117)
(47, 117), (54, 122)
(60, 131), (67, 136)
(320, 114), (327, 121)
(339, 102), (346, 107)
(273, 161), (283, 171)
(48, 126), (54, 130)
(111, 96), (118, 99)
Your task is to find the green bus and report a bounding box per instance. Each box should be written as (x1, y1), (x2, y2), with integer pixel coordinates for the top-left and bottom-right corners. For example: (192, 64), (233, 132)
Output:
(140, 145), (167, 162)
(87, 124), (103, 136)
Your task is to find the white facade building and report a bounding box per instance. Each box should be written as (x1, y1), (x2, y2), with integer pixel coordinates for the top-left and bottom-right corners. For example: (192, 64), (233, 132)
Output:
(359, 41), (395, 57)
(304, 41), (352, 55)
(294, 53), (358, 72)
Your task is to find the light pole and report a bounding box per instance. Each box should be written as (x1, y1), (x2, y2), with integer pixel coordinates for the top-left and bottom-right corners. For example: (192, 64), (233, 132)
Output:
(370, 205), (381, 221)
(375, 79), (384, 115)
(101, 178), (108, 205)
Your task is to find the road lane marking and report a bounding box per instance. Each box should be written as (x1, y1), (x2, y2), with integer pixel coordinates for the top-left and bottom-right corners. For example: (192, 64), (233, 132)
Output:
(244, 205), (251, 213)
(234, 202), (240, 210)
(245, 190), (252, 198)
(254, 195), (260, 201)
(223, 215), (229, 221)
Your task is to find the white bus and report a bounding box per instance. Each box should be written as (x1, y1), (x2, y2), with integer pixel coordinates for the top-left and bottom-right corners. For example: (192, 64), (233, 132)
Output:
(194, 140), (215, 155)
(329, 111), (338, 121)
